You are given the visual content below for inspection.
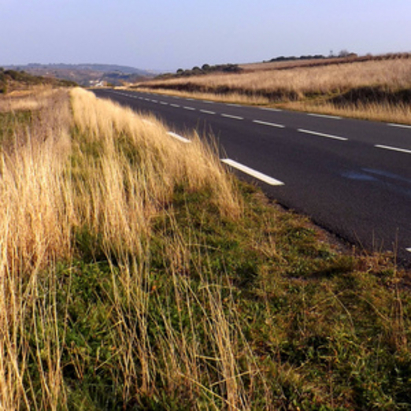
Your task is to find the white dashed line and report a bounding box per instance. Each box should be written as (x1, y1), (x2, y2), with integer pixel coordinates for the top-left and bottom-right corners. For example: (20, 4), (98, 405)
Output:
(388, 123), (411, 130)
(226, 103), (241, 107)
(167, 132), (191, 144)
(221, 114), (244, 120)
(170, 104), (180, 108)
(253, 120), (285, 129)
(202, 100), (215, 104)
(221, 159), (284, 186)
(259, 107), (282, 112)
(375, 145), (411, 154)
(308, 113), (342, 120)
(200, 110), (216, 115)
(183, 106), (196, 111)
(160, 101), (168, 105)
(151, 100), (158, 103)
(298, 129), (348, 141)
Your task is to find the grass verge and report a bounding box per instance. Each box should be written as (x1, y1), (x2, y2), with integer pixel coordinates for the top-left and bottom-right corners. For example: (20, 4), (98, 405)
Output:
(0, 88), (410, 410)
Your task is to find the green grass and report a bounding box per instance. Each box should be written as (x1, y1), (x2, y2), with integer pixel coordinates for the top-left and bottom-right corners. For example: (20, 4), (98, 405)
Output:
(18, 179), (410, 410)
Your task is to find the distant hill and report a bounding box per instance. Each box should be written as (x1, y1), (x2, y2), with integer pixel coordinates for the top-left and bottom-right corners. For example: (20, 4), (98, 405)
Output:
(0, 67), (77, 94)
(3, 64), (156, 86)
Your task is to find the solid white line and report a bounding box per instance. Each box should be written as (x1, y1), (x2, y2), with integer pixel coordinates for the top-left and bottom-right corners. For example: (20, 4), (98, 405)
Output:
(170, 104), (180, 107)
(221, 114), (244, 120)
(167, 132), (191, 144)
(259, 107), (282, 112)
(183, 106), (196, 111)
(308, 113), (342, 120)
(388, 123), (411, 130)
(253, 120), (285, 129)
(375, 145), (411, 154)
(298, 129), (348, 141)
(221, 159), (284, 186)
(200, 110), (216, 115)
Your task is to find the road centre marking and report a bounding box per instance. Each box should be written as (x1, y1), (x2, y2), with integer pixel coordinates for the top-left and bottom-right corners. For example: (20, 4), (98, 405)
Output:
(170, 104), (180, 107)
(253, 120), (285, 129)
(388, 123), (411, 130)
(200, 110), (216, 115)
(221, 159), (284, 186)
(259, 107), (282, 112)
(167, 132), (191, 144)
(308, 113), (342, 120)
(298, 129), (348, 141)
(160, 101), (168, 105)
(221, 114), (244, 120)
(226, 103), (241, 107)
(375, 145), (411, 154)
(183, 106), (196, 110)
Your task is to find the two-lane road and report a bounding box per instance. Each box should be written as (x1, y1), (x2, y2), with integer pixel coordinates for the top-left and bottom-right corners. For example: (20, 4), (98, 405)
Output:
(92, 89), (411, 266)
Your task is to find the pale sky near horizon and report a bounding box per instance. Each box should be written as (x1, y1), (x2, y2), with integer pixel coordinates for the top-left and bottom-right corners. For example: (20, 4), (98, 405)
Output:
(1, 0), (410, 71)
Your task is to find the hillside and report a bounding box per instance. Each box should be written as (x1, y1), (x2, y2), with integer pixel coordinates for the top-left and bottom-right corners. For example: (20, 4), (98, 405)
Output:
(4, 63), (156, 86)
(0, 67), (76, 94)
(132, 53), (411, 124)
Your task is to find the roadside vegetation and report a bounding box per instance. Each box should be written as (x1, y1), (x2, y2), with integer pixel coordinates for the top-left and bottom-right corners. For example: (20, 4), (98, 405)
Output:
(133, 53), (411, 125)
(1, 87), (411, 410)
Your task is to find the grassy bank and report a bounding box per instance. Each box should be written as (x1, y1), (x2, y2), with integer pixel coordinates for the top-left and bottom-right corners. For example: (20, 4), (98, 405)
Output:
(133, 55), (411, 125)
(0, 88), (410, 410)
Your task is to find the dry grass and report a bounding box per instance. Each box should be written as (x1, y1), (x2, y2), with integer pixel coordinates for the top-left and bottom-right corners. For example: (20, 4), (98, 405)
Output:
(136, 56), (411, 124)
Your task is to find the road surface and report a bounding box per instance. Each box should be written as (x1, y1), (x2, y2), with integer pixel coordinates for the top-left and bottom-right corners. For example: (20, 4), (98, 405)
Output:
(91, 88), (411, 267)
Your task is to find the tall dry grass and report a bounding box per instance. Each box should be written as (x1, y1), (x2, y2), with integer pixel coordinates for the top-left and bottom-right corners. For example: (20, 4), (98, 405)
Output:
(142, 58), (411, 98)
(0, 88), (254, 410)
(137, 57), (411, 123)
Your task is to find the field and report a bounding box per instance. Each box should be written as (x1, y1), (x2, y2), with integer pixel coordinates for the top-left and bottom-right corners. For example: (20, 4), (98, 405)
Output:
(134, 54), (411, 124)
(1, 88), (411, 410)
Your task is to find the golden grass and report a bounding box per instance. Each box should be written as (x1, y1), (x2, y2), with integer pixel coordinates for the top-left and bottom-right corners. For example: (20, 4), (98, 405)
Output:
(142, 58), (411, 98)
(0, 88), (248, 409)
(135, 56), (411, 124)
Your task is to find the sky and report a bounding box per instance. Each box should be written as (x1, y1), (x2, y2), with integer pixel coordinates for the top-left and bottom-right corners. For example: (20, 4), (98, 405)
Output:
(1, 0), (410, 71)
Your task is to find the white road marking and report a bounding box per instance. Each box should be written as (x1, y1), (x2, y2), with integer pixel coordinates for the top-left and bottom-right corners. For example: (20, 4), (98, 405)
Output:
(200, 110), (216, 115)
(202, 100), (215, 104)
(160, 101), (168, 105)
(170, 104), (180, 107)
(388, 123), (411, 130)
(151, 100), (158, 103)
(183, 106), (196, 111)
(167, 132), (191, 144)
(298, 129), (348, 141)
(375, 145), (411, 154)
(308, 113), (342, 120)
(226, 103), (241, 107)
(221, 114), (244, 120)
(221, 159), (284, 186)
(259, 107), (282, 112)
(186, 98), (195, 101)
(407, 248), (411, 253)
(253, 120), (285, 129)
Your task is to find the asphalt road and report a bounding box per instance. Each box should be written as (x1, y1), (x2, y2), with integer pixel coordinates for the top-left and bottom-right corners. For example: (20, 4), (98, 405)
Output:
(91, 88), (411, 267)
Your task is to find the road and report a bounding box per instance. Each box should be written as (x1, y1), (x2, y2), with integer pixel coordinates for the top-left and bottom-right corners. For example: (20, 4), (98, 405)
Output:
(91, 88), (411, 267)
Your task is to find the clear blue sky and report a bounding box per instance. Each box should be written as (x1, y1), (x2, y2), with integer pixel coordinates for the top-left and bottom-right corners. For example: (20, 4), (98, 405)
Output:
(1, 0), (410, 71)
